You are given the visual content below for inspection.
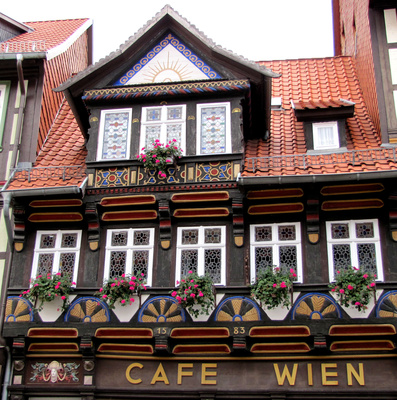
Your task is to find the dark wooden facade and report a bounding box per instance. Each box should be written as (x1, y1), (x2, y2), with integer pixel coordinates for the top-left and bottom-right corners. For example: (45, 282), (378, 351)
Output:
(3, 5), (397, 400)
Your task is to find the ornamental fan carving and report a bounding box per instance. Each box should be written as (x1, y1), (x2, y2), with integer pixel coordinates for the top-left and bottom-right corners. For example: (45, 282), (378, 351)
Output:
(4, 296), (34, 322)
(376, 291), (397, 318)
(292, 293), (341, 320)
(215, 296), (261, 322)
(138, 296), (185, 322)
(64, 297), (110, 322)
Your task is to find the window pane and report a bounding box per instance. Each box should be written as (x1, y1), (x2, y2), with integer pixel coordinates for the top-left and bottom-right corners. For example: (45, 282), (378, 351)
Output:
(204, 248), (221, 283)
(317, 126), (335, 146)
(59, 253), (76, 280)
(40, 234), (56, 249)
(145, 126), (161, 149)
(181, 229), (198, 245)
(331, 223), (349, 239)
(279, 246), (297, 271)
(102, 112), (129, 159)
(200, 106), (227, 154)
(332, 244), (351, 270)
(255, 247), (273, 274)
(61, 234), (77, 248)
(134, 230), (150, 246)
(147, 108), (161, 121)
(278, 225), (296, 241)
(112, 231), (128, 246)
(167, 107), (182, 120)
(37, 253), (54, 276)
(133, 250), (149, 278)
(109, 251), (126, 278)
(358, 243), (377, 273)
(166, 124), (182, 145)
(204, 228), (222, 244)
(356, 222), (374, 238)
(255, 226), (272, 242)
(181, 250), (198, 275)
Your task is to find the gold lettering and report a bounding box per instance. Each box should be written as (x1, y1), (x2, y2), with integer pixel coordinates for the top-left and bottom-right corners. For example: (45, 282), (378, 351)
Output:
(177, 363), (193, 384)
(126, 363), (143, 384)
(321, 363), (338, 386)
(201, 363), (217, 385)
(307, 363), (313, 386)
(346, 363), (365, 386)
(273, 364), (298, 386)
(150, 363), (170, 385)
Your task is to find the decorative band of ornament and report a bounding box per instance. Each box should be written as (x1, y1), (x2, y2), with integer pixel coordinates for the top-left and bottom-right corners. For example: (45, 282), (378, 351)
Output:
(173, 207), (229, 218)
(171, 191), (229, 203)
(113, 33), (221, 85)
(102, 210), (157, 221)
(251, 343), (311, 353)
(97, 343), (153, 354)
(29, 199), (83, 208)
(173, 344), (231, 354)
(100, 195), (156, 207)
(82, 79), (250, 101)
(249, 326), (310, 337)
(320, 183), (384, 196)
(248, 203), (304, 215)
(28, 343), (79, 352)
(27, 328), (78, 338)
(28, 213), (83, 223)
(247, 188), (304, 200)
(95, 327), (153, 339)
(321, 199), (384, 211)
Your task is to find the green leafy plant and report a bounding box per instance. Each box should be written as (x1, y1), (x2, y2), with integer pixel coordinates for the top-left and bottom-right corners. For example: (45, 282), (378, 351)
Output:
(329, 267), (376, 311)
(250, 266), (296, 309)
(20, 272), (74, 312)
(95, 273), (147, 309)
(137, 139), (182, 178)
(170, 271), (215, 318)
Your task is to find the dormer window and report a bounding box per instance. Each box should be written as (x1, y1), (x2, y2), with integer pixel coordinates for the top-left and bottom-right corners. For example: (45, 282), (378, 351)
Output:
(197, 102), (231, 155)
(140, 104), (186, 151)
(97, 109), (132, 161)
(313, 121), (339, 150)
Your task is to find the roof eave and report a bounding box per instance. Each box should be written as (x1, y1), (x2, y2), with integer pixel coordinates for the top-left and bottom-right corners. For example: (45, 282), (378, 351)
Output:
(237, 170), (397, 186)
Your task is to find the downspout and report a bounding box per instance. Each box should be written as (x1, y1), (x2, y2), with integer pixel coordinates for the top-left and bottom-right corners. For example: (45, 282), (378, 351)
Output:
(0, 193), (13, 400)
(10, 54), (27, 170)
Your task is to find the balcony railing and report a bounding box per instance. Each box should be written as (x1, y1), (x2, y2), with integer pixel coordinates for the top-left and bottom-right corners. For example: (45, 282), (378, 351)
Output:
(245, 148), (397, 173)
(10, 166), (86, 183)
(0, 40), (47, 53)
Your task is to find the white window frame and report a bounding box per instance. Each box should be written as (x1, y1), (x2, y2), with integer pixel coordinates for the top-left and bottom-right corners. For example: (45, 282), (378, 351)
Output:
(196, 102), (232, 155)
(326, 219), (383, 282)
(104, 228), (155, 286)
(31, 230), (82, 285)
(249, 222), (303, 283)
(0, 81), (11, 140)
(140, 104), (186, 152)
(312, 121), (339, 150)
(176, 225), (226, 286)
(97, 108), (132, 161)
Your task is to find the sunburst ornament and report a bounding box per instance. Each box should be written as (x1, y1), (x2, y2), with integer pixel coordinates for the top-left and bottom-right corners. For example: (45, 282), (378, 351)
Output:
(64, 297), (110, 322)
(5, 296), (34, 322)
(291, 293), (341, 320)
(138, 296), (186, 322)
(215, 296), (261, 322)
(114, 33), (220, 85)
(376, 291), (397, 318)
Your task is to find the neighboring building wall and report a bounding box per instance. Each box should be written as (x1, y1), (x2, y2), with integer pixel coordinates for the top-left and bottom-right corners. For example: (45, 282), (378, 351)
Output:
(337, 0), (381, 137)
(38, 32), (90, 152)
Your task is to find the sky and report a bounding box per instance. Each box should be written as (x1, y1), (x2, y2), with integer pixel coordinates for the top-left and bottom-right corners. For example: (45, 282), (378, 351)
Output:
(2, 0), (334, 63)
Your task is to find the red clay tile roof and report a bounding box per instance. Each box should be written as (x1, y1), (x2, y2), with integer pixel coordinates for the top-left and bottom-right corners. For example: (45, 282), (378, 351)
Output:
(5, 100), (86, 191)
(242, 56), (396, 178)
(0, 19), (90, 53)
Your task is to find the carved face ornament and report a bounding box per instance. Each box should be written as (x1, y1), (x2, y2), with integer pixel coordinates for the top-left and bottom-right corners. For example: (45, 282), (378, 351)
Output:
(43, 361), (66, 383)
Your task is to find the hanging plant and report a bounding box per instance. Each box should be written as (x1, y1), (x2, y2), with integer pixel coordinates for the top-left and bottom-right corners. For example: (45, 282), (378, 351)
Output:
(20, 272), (74, 312)
(250, 266), (296, 309)
(329, 267), (376, 311)
(95, 273), (147, 309)
(137, 139), (182, 178)
(170, 271), (215, 318)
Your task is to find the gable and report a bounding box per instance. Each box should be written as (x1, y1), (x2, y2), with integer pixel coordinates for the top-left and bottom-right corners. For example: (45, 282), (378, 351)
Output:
(113, 33), (221, 86)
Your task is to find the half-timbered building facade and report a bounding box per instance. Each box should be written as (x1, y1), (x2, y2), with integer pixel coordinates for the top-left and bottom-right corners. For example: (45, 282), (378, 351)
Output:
(3, 4), (397, 400)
